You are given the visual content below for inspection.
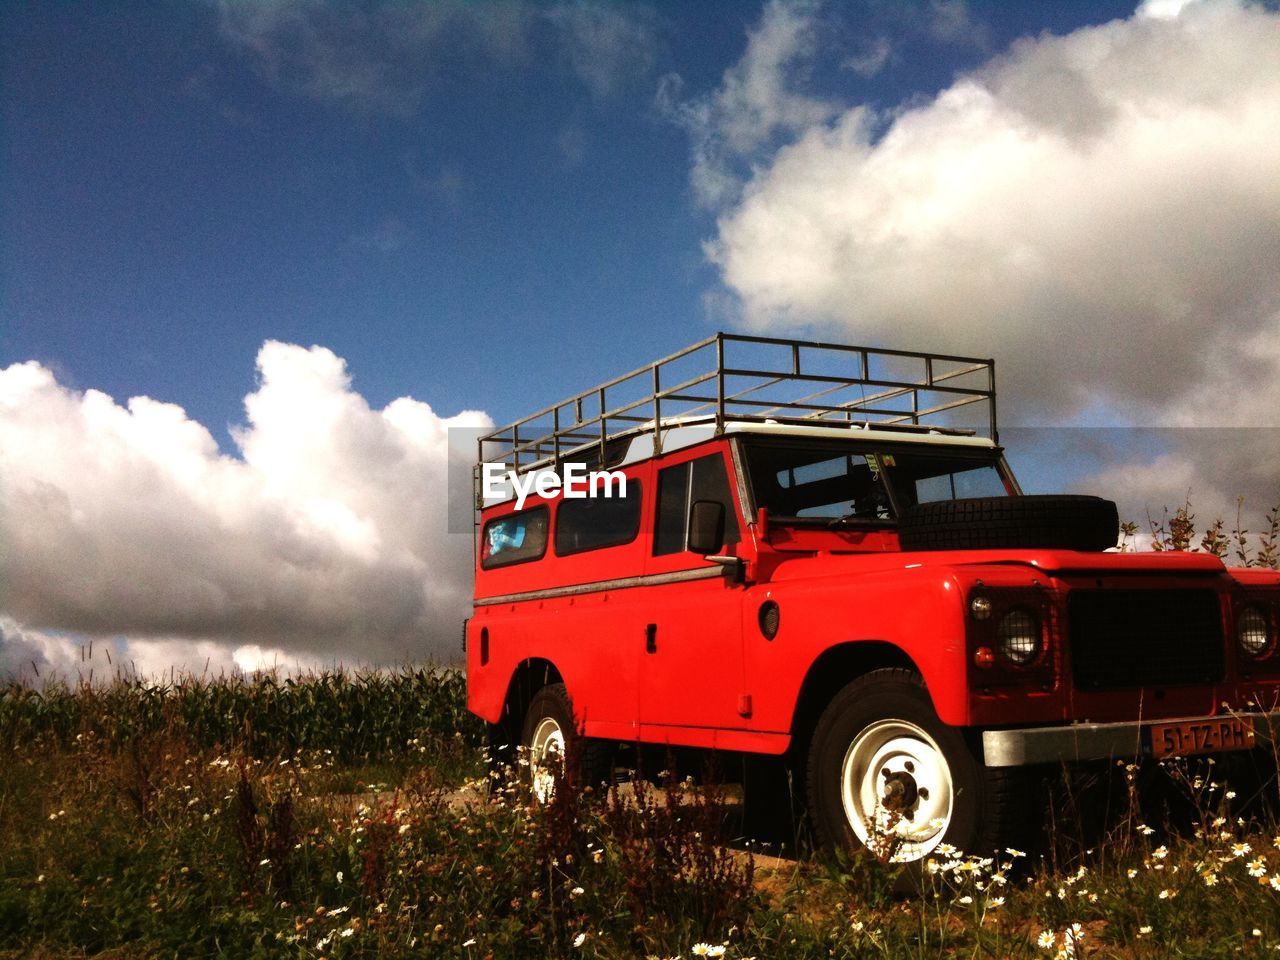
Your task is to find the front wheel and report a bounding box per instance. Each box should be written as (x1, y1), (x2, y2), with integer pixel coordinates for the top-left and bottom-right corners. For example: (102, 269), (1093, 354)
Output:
(807, 668), (1024, 864)
(520, 683), (614, 802)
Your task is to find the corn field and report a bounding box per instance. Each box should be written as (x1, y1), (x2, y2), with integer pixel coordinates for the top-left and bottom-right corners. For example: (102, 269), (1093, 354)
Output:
(0, 668), (482, 763)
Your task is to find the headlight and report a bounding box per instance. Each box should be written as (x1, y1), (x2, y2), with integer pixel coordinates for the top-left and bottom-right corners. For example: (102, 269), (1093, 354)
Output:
(1238, 606), (1271, 657)
(970, 595), (993, 621)
(997, 608), (1040, 664)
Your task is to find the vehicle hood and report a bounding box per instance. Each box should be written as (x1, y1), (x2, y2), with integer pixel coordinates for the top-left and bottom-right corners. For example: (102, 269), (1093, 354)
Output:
(765, 547), (1229, 583)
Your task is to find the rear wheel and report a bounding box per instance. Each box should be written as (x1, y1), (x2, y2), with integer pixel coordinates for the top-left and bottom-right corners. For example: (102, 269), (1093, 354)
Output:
(520, 683), (614, 801)
(807, 669), (1024, 864)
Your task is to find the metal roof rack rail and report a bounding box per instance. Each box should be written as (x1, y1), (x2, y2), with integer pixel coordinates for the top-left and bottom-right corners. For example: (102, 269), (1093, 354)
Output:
(475, 332), (996, 503)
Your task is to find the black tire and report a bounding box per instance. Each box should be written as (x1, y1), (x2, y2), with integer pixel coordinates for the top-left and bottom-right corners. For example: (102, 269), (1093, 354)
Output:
(520, 683), (614, 800)
(806, 669), (1025, 867)
(897, 495), (1119, 552)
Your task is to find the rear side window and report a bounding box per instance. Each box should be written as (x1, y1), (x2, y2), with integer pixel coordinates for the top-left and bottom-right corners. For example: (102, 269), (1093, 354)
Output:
(481, 507), (549, 569)
(654, 454), (741, 556)
(554, 480), (643, 556)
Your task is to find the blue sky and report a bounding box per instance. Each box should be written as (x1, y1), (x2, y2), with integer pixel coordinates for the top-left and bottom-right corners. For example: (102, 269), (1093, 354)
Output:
(4, 0), (1138, 435)
(2, 0), (1278, 673)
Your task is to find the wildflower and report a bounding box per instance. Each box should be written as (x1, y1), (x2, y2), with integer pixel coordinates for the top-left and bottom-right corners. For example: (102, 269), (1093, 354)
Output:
(1138, 824), (1155, 836)
(573, 932), (587, 948)
(1204, 872), (1219, 887)
(1158, 889), (1173, 899)
(570, 886), (585, 899)
(1006, 847), (1026, 858)
(36, 875), (44, 883)
(1037, 930), (1056, 949)
(1233, 842), (1252, 858)
(1248, 858), (1267, 878)
(336, 870), (345, 883)
(398, 824), (410, 835)
(340, 928), (354, 938)
(957, 895), (973, 905)
(1270, 876), (1280, 891)
(1139, 925), (1152, 935)
(1127, 868), (1138, 878)
(989, 897), (1005, 908)
(259, 858), (270, 866)
(462, 938), (476, 947)
(1152, 846), (1168, 859)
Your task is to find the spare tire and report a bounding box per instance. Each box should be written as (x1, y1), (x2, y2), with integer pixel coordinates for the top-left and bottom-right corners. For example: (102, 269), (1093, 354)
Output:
(897, 495), (1119, 552)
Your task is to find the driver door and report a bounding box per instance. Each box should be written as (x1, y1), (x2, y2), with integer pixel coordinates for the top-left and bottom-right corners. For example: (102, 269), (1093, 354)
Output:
(637, 445), (749, 736)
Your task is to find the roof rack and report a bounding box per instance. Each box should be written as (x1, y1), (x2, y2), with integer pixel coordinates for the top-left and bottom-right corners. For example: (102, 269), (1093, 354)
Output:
(476, 332), (996, 494)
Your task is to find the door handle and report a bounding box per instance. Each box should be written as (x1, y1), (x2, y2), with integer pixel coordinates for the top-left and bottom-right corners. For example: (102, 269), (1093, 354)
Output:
(644, 623), (657, 654)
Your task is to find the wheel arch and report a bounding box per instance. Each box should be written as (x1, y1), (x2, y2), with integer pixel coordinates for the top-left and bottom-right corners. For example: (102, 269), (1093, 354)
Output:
(493, 657), (564, 747)
(788, 641), (923, 760)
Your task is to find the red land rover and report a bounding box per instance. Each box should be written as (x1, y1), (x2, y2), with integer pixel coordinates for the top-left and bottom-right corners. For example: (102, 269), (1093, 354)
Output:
(466, 333), (1280, 862)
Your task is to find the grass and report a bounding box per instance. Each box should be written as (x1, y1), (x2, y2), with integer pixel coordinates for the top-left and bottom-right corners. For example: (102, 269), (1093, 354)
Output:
(2, 672), (1280, 958)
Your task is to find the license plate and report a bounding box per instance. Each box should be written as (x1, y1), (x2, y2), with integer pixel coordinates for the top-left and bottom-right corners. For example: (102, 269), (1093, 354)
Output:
(1149, 717), (1255, 758)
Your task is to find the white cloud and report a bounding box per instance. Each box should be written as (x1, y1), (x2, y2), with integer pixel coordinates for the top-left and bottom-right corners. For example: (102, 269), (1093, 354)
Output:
(544, 2), (659, 100)
(659, 0), (838, 208)
(843, 36), (893, 79)
(923, 0), (989, 48)
(0, 617), (106, 682)
(660, 0), (997, 207)
(1138, 0), (1203, 20)
(706, 0), (1280, 426)
(0, 343), (490, 677)
(350, 215), (413, 253)
(1072, 432), (1280, 554)
(210, 0), (659, 115)
(556, 125), (589, 167)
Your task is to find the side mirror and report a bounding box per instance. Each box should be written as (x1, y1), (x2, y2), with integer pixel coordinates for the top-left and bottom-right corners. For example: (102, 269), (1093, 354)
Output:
(687, 500), (726, 555)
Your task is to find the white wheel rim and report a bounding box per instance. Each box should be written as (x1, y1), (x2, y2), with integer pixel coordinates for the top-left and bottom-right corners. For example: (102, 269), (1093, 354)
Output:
(529, 716), (566, 803)
(840, 719), (954, 862)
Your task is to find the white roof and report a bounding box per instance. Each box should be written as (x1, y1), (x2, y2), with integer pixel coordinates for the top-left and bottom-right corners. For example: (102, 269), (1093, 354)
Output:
(619, 417), (995, 466)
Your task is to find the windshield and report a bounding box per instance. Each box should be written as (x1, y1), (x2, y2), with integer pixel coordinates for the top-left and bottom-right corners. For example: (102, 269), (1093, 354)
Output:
(878, 450), (1008, 508)
(742, 440), (1010, 524)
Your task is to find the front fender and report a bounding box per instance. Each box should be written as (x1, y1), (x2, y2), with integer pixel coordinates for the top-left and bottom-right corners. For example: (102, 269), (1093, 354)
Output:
(744, 567), (971, 730)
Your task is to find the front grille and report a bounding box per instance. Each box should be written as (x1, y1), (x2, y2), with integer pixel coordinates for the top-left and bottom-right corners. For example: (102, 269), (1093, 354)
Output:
(1069, 589), (1224, 691)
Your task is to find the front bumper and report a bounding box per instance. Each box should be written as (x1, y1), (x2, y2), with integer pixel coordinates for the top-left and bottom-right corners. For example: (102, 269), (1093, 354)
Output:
(982, 711), (1280, 768)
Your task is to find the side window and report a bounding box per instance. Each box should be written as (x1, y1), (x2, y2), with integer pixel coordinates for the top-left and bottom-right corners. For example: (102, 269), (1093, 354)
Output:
(654, 454), (741, 556)
(554, 480), (643, 556)
(481, 507), (549, 569)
